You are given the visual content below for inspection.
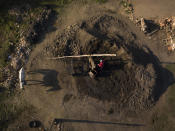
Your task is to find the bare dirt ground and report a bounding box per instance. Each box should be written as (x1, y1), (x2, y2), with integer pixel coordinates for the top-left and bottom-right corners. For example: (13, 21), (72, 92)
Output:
(132, 0), (175, 63)
(9, 0), (175, 131)
(133, 0), (175, 19)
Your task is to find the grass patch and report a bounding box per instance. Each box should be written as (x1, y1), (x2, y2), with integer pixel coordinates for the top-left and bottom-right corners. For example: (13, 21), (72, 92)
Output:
(0, 14), (19, 68)
(0, 89), (11, 102)
(0, 103), (32, 130)
(0, 0), (75, 68)
(0, 103), (22, 130)
(0, 89), (15, 129)
(0, 0), (108, 68)
(0, 0), (40, 12)
(0, 1), (44, 68)
(0, 89), (31, 130)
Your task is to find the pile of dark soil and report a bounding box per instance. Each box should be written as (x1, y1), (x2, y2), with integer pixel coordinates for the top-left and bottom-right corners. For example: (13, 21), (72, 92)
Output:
(46, 14), (173, 111)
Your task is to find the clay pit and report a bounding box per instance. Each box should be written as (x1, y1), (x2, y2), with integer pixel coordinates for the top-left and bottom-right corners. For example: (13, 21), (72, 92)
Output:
(43, 14), (171, 111)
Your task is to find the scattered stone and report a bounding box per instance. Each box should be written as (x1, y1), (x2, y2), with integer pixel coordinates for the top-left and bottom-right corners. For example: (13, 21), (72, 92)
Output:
(158, 16), (175, 30)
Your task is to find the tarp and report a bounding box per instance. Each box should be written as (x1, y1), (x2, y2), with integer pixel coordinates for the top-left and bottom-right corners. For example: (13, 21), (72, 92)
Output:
(19, 67), (25, 89)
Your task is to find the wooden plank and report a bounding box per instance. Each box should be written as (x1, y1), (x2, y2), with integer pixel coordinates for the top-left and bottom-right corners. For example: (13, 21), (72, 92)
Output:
(48, 54), (117, 60)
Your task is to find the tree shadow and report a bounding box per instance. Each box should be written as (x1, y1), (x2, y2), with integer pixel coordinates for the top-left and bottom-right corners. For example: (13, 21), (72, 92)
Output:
(27, 69), (60, 91)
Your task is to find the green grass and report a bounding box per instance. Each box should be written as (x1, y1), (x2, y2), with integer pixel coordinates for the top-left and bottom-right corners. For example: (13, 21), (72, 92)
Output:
(0, 0), (108, 69)
(0, 13), (19, 68)
(0, 0), (76, 69)
(0, 1), (43, 69)
(0, 0), (46, 125)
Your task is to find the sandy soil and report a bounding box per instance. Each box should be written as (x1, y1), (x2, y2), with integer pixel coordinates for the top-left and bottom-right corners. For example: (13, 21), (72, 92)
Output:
(133, 0), (175, 18)
(11, 0), (175, 131)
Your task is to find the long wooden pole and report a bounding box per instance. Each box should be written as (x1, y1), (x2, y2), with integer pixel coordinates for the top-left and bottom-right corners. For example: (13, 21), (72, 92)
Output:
(48, 54), (117, 60)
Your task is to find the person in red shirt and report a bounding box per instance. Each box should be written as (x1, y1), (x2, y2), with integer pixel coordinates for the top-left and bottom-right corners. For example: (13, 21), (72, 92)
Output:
(88, 59), (104, 78)
(97, 59), (104, 70)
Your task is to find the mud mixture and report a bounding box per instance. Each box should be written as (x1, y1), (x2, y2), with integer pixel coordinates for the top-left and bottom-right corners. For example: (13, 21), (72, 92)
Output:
(41, 14), (167, 111)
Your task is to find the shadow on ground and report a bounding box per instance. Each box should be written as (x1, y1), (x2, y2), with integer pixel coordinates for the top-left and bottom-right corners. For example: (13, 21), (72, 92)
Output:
(65, 27), (175, 107)
(128, 44), (175, 101)
(27, 69), (60, 91)
(52, 118), (145, 127)
(144, 20), (160, 33)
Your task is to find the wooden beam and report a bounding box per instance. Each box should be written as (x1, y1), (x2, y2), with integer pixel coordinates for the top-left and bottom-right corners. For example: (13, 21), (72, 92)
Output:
(48, 54), (117, 60)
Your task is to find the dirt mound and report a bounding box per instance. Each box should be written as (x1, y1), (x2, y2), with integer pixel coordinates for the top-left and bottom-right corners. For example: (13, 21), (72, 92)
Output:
(44, 14), (170, 111)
